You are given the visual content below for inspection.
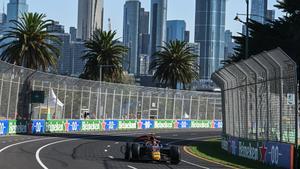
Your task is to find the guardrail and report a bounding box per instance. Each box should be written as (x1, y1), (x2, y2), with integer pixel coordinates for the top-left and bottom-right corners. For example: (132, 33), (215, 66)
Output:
(0, 119), (222, 135)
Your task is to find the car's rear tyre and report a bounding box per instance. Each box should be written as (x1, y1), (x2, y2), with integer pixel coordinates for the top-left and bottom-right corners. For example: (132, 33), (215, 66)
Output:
(170, 146), (180, 164)
(125, 143), (131, 160)
(131, 143), (140, 161)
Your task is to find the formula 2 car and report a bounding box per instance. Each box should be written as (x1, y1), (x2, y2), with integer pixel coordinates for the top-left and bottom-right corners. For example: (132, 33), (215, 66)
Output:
(122, 134), (180, 164)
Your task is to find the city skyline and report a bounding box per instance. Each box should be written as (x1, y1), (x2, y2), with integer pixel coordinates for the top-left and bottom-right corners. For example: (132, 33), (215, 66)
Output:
(11, 0), (283, 41)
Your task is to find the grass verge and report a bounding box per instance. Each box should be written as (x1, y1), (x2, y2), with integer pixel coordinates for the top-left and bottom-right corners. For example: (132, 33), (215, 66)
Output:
(185, 139), (282, 169)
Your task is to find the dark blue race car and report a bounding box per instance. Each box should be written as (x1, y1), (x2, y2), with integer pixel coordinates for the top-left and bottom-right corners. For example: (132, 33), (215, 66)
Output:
(123, 134), (180, 164)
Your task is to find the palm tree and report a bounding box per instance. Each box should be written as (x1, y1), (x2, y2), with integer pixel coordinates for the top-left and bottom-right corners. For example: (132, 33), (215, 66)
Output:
(81, 29), (128, 82)
(149, 41), (199, 89)
(0, 12), (60, 71)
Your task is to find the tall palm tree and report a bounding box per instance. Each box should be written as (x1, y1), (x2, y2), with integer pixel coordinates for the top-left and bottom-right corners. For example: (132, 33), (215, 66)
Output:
(149, 41), (199, 89)
(0, 12), (60, 71)
(81, 29), (128, 82)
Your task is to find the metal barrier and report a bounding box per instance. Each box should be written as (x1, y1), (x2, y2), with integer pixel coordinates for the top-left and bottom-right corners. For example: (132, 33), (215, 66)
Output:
(212, 48), (298, 144)
(0, 60), (221, 121)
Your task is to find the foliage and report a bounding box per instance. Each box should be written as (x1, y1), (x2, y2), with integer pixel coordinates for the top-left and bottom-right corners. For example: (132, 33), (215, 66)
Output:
(80, 30), (128, 82)
(223, 0), (300, 66)
(149, 40), (199, 89)
(0, 12), (60, 71)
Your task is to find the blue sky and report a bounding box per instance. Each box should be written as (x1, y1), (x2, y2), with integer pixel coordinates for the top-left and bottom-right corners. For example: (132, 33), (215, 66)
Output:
(3, 0), (283, 41)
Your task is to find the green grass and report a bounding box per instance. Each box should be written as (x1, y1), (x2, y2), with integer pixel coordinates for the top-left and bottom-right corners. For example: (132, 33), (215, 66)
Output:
(186, 139), (282, 169)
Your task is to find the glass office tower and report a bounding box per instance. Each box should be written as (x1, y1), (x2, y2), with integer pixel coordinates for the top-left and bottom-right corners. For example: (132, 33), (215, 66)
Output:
(194, 0), (226, 80)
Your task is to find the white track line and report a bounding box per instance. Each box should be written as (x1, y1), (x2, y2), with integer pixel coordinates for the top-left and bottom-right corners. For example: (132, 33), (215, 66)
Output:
(0, 137), (56, 153)
(36, 139), (77, 169)
(181, 160), (210, 169)
(127, 165), (138, 169)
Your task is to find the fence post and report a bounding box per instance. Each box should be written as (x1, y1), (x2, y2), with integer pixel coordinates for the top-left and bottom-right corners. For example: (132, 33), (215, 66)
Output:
(148, 93), (152, 119)
(127, 91), (131, 119)
(119, 90), (123, 119)
(63, 84), (67, 119)
(79, 86), (83, 119)
(39, 82), (44, 119)
(172, 93), (176, 120)
(112, 89), (116, 119)
(157, 95), (160, 119)
(88, 87), (92, 117)
(135, 92), (139, 120)
(213, 98), (216, 120)
(6, 75), (13, 119)
(54, 83), (60, 119)
(181, 95), (184, 119)
(14, 77), (21, 119)
(104, 88), (108, 119)
(164, 92), (168, 119)
(70, 85), (74, 119)
(189, 96), (192, 120)
(141, 92), (144, 119)
(197, 96), (200, 120)
(205, 97), (208, 120)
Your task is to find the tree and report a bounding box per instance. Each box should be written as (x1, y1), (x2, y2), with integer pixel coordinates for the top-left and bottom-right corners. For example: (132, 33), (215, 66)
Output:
(80, 29), (128, 82)
(0, 12), (60, 71)
(223, 0), (300, 66)
(149, 41), (199, 89)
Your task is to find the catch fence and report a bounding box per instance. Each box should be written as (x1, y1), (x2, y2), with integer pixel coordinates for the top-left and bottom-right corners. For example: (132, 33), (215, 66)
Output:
(212, 48), (298, 144)
(0, 60), (221, 121)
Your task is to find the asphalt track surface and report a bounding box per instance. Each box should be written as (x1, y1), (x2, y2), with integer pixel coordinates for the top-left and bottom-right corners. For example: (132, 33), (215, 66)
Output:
(0, 129), (227, 169)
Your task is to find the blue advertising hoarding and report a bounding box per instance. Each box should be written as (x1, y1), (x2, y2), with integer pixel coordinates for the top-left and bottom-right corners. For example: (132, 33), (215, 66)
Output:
(102, 120), (118, 131)
(137, 120), (154, 129)
(31, 120), (45, 134)
(66, 120), (82, 132)
(214, 120), (222, 129)
(176, 120), (191, 129)
(0, 120), (9, 135)
(263, 141), (294, 169)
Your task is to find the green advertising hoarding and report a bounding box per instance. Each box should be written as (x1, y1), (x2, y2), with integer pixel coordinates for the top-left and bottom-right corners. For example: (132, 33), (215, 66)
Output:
(191, 120), (212, 128)
(154, 120), (175, 129)
(8, 120), (27, 134)
(81, 120), (102, 131)
(45, 120), (66, 133)
(118, 120), (137, 130)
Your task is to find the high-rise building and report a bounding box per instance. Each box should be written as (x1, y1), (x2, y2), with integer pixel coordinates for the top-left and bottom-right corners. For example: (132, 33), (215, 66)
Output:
(149, 0), (167, 59)
(69, 27), (77, 41)
(224, 30), (236, 60)
(266, 9), (275, 22)
(166, 20), (186, 42)
(0, 13), (7, 24)
(184, 31), (190, 42)
(195, 0), (226, 80)
(48, 22), (85, 76)
(47, 21), (64, 33)
(139, 8), (150, 55)
(77, 0), (104, 41)
(123, 0), (141, 75)
(7, 0), (28, 22)
(251, 0), (267, 24)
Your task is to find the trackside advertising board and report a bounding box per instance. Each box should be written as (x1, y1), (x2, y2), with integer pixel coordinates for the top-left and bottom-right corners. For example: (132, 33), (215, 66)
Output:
(30, 120), (46, 134)
(45, 120), (66, 133)
(0, 120), (9, 135)
(191, 120), (212, 128)
(66, 120), (82, 132)
(137, 120), (154, 129)
(102, 120), (118, 131)
(154, 120), (174, 129)
(223, 136), (295, 169)
(175, 120), (191, 129)
(118, 120), (137, 130)
(81, 120), (102, 131)
(8, 120), (27, 134)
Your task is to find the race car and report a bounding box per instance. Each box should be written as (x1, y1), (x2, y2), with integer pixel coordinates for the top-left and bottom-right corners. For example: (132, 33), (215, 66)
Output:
(123, 134), (180, 164)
